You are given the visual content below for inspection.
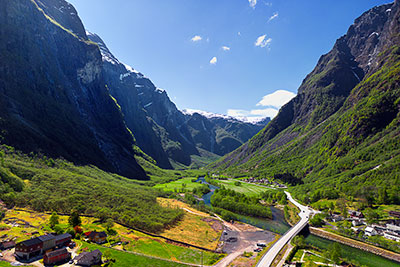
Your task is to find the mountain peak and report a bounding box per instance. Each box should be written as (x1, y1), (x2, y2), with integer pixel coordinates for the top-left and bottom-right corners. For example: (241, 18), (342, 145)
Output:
(181, 109), (269, 125)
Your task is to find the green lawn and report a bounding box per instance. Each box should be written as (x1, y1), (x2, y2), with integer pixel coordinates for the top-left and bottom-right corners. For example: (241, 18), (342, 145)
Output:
(153, 177), (201, 192)
(216, 179), (272, 197)
(79, 241), (189, 267)
(124, 238), (222, 265)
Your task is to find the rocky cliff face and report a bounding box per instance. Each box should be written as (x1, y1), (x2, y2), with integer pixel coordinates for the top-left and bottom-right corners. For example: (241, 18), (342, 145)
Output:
(0, 0), (146, 179)
(88, 33), (268, 168)
(215, 2), (397, 167)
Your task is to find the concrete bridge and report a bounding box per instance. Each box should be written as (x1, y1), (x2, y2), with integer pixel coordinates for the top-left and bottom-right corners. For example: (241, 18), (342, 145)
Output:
(256, 192), (314, 267)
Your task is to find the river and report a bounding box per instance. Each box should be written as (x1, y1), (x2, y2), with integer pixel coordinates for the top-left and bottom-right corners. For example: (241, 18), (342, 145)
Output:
(196, 177), (399, 267)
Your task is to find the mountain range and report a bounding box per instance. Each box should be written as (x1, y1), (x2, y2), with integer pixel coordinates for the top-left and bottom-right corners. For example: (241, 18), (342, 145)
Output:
(0, 0), (269, 177)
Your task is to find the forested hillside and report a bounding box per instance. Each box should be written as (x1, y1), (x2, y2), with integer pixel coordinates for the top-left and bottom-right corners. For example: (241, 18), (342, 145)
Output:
(0, 144), (186, 233)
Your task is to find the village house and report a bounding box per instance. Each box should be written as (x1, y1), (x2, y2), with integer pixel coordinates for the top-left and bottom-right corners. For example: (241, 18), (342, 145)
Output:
(348, 210), (364, 219)
(352, 220), (363, 227)
(0, 240), (15, 250)
(383, 231), (400, 242)
(386, 221), (400, 232)
(365, 226), (377, 237)
(15, 237), (42, 260)
(370, 224), (387, 234)
(331, 214), (344, 222)
(43, 247), (71, 266)
(55, 233), (72, 248)
(74, 249), (102, 266)
(87, 231), (107, 244)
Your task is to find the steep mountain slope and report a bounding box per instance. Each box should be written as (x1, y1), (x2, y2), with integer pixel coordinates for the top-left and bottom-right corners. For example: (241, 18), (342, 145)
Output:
(0, 0), (146, 179)
(213, 1), (400, 204)
(182, 110), (270, 156)
(87, 33), (269, 169)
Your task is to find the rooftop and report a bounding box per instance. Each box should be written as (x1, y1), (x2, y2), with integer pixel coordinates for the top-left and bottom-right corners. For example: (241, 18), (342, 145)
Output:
(38, 234), (55, 242)
(20, 237), (41, 247)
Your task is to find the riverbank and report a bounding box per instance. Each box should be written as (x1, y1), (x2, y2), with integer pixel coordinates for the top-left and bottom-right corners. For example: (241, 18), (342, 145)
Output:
(310, 227), (400, 263)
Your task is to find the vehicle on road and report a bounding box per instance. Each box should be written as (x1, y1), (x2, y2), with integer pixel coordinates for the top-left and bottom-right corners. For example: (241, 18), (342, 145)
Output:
(226, 237), (238, 243)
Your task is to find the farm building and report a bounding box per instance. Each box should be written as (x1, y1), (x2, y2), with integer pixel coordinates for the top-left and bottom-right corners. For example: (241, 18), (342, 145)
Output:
(15, 233), (74, 261)
(87, 231), (107, 244)
(43, 247), (71, 265)
(0, 240), (15, 250)
(74, 249), (102, 266)
(15, 237), (42, 260)
(55, 233), (72, 247)
(38, 234), (56, 252)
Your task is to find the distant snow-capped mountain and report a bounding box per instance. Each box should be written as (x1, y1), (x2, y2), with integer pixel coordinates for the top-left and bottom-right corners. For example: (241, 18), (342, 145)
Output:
(87, 32), (270, 168)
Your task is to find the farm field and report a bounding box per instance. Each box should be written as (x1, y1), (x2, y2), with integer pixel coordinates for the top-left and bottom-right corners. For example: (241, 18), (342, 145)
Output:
(158, 198), (224, 251)
(216, 179), (272, 197)
(153, 177), (201, 192)
(0, 208), (223, 266)
(79, 241), (189, 267)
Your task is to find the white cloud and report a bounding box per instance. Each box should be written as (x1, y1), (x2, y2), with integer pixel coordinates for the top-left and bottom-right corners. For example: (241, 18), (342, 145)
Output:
(210, 57), (217, 65)
(268, 12), (279, 22)
(222, 46), (231, 51)
(227, 109), (249, 117)
(248, 0), (257, 9)
(255, 34), (272, 48)
(238, 32), (241, 36)
(191, 35), (202, 42)
(250, 108), (279, 118)
(227, 90), (296, 120)
(256, 90), (296, 109)
(227, 108), (279, 120)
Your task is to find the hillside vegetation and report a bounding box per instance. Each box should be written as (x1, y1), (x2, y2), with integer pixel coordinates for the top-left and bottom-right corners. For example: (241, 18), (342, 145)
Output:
(0, 145), (187, 233)
(211, 2), (400, 206)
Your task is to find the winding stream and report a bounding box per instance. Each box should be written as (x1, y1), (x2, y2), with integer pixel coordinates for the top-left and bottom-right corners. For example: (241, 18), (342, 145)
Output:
(195, 177), (399, 267)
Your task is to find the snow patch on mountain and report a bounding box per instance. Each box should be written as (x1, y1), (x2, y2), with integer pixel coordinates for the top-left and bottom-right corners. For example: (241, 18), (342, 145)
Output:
(182, 109), (267, 125)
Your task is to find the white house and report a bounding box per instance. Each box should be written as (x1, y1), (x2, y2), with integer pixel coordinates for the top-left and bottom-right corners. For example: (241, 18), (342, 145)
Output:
(352, 220), (363, 227)
(365, 226), (377, 236)
(384, 232), (400, 242)
(386, 223), (400, 232)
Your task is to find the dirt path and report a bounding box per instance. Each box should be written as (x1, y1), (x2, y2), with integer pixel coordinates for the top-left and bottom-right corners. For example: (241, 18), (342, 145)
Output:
(213, 218), (276, 267)
(183, 208), (209, 217)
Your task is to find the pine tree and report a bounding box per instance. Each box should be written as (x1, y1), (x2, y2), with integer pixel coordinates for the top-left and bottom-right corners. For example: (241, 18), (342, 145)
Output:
(68, 211), (82, 227)
(49, 211), (59, 229)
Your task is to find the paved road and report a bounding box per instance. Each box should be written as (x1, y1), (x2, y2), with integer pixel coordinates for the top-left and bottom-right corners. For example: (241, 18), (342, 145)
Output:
(256, 191), (313, 267)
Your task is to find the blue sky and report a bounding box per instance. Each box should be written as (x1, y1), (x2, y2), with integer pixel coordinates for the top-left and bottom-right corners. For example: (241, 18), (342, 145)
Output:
(68, 0), (393, 120)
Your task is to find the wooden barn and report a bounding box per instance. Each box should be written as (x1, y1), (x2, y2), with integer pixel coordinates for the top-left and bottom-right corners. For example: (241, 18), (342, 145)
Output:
(15, 237), (42, 260)
(55, 233), (72, 248)
(43, 247), (71, 266)
(0, 240), (15, 250)
(38, 234), (56, 253)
